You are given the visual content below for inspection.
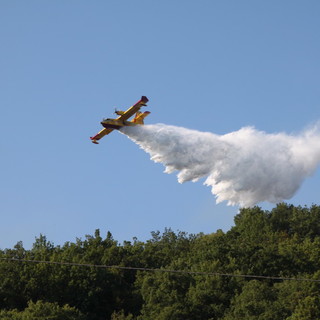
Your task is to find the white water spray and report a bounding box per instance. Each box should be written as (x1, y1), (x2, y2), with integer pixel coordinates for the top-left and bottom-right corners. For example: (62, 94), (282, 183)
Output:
(121, 124), (320, 207)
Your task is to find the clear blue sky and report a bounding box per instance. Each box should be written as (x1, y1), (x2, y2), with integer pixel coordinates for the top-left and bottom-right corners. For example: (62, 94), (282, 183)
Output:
(1, 1), (320, 249)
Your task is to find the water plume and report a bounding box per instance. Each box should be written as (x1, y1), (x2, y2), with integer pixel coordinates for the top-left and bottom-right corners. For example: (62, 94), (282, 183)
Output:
(121, 123), (320, 207)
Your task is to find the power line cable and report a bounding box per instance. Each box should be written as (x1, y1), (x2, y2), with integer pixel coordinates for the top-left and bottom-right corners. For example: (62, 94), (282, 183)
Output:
(1, 257), (320, 283)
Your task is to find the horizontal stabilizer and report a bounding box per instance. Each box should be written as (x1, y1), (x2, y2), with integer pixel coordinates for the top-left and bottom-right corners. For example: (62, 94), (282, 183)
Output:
(132, 111), (151, 124)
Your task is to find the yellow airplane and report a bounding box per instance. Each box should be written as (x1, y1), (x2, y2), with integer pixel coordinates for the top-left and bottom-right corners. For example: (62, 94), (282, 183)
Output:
(90, 96), (150, 144)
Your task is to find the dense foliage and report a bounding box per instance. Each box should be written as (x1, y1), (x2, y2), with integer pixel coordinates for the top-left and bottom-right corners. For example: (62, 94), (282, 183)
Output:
(1, 204), (320, 319)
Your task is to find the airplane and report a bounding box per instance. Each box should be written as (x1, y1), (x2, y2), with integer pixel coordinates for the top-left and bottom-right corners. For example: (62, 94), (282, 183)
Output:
(90, 96), (150, 144)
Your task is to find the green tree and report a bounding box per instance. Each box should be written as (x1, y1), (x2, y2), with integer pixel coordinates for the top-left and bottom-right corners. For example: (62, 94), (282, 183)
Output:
(0, 300), (85, 320)
(2, 205), (320, 319)
(223, 280), (282, 320)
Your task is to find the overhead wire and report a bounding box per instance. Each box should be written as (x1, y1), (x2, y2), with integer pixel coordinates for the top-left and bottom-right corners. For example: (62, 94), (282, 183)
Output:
(1, 257), (320, 283)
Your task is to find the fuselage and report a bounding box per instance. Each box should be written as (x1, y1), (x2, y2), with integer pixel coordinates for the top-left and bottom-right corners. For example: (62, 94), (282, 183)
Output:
(100, 119), (140, 130)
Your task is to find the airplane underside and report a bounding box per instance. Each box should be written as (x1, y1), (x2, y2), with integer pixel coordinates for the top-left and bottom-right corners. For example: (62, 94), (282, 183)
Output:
(101, 120), (140, 130)
(101, 123), (122, 130)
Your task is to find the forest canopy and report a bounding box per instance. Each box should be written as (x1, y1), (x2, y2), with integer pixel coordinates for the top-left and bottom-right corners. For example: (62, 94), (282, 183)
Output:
(1, 203), (320, 320)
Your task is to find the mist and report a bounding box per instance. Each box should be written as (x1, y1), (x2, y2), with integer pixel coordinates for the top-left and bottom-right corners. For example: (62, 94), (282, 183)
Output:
(121, 124), (320, 207)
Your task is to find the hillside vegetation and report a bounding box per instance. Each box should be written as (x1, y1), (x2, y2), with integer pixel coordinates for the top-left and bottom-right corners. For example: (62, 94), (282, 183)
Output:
(1, 203), (320, 320)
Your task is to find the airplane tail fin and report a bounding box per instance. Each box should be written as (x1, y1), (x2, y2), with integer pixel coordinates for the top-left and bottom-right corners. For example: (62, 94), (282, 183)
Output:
(132, 111), (151, 124)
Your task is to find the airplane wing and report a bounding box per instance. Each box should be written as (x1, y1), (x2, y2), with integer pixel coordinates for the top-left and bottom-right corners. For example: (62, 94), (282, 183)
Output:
(116, 96), (149, 121)
(90, 128), (114, 144)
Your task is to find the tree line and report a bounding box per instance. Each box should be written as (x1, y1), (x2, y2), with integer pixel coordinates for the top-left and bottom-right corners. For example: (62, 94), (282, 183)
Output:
(1, 203), (320, 319)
